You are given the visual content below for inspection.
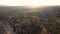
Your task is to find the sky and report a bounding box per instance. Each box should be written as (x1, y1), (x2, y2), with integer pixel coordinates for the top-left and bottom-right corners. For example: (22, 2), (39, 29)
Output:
(0, 0), (60, 7)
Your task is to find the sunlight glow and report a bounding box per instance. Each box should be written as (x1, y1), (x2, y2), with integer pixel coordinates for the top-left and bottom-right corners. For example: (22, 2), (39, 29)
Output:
(0, 0), (60, 7)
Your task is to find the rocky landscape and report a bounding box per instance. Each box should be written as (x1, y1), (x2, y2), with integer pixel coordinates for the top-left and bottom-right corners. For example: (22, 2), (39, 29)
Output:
(0, 6), (60, 34)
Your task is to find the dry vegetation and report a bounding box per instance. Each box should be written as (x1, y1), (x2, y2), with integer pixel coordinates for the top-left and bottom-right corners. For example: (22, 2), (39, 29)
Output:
(0, 14), (60, 34)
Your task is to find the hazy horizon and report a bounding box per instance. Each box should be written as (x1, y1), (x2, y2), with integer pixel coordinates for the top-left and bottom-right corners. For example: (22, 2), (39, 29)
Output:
(0, 0), (60, 8)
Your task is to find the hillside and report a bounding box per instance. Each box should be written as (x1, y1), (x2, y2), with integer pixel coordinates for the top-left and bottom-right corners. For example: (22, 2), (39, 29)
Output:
(0, 6), (60, 34)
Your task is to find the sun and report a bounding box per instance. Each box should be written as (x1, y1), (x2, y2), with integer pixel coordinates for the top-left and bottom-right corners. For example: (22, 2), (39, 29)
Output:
(27, 5), (40, 8)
